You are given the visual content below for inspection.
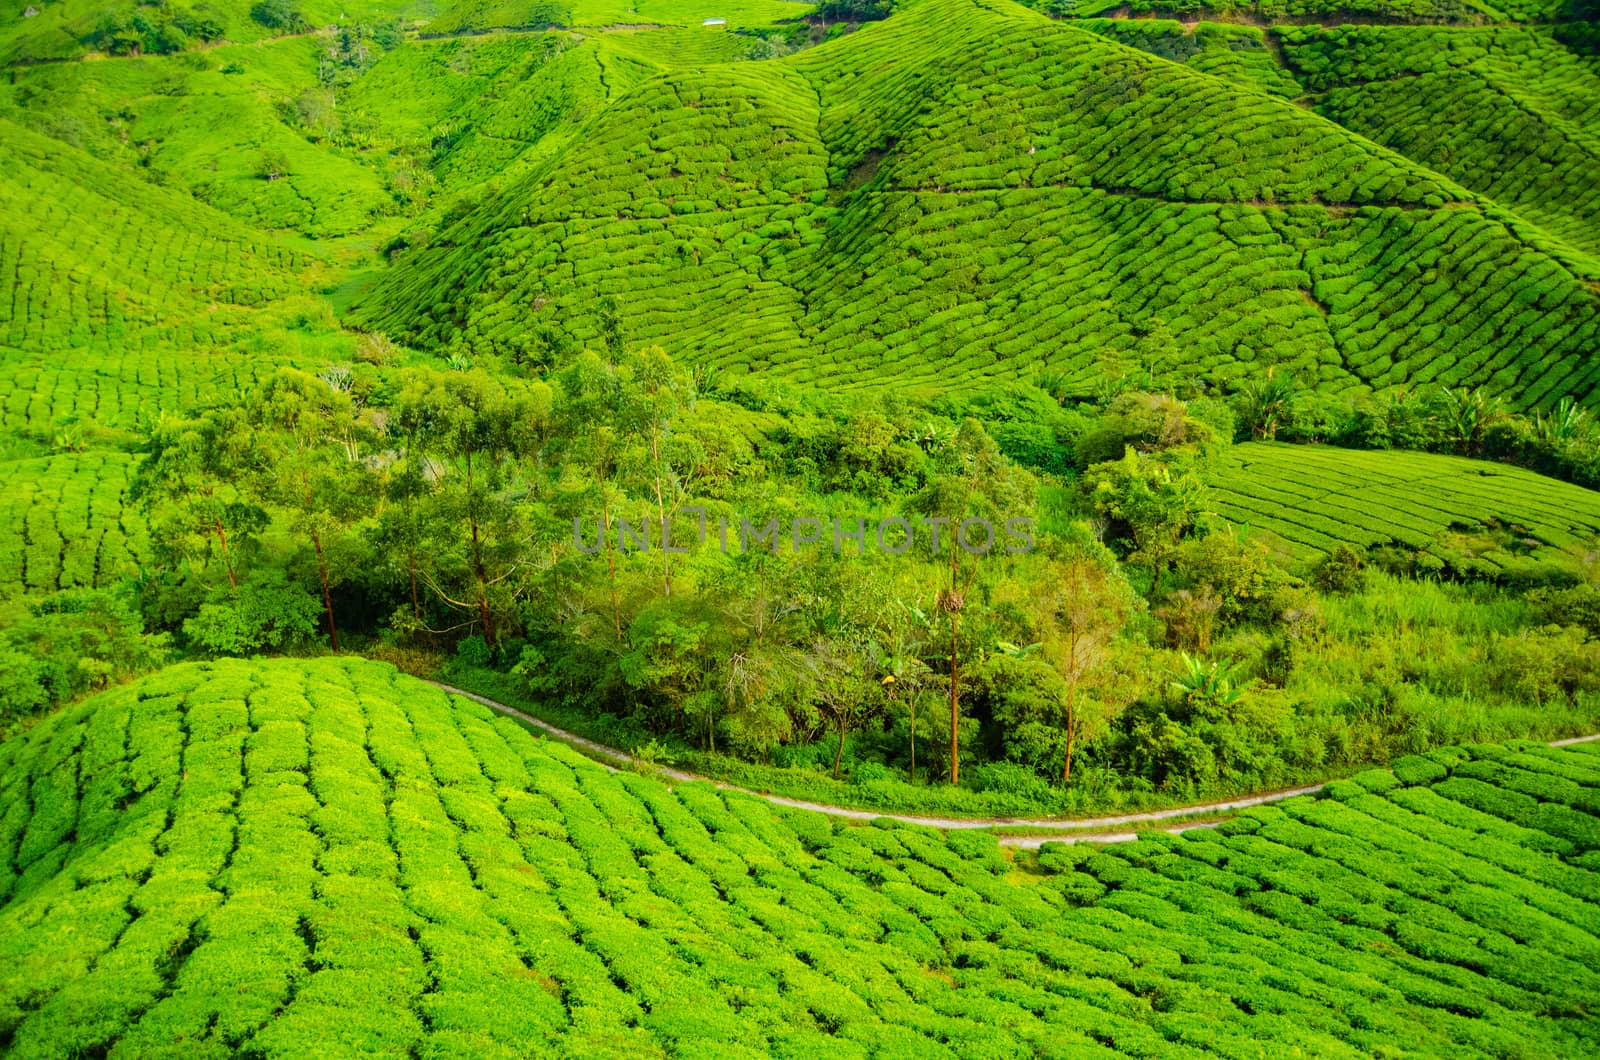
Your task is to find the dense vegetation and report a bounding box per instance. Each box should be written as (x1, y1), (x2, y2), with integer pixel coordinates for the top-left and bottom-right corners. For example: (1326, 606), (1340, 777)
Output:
(2, 657), (1598, 1057)
(4, 0), (1600, 1049)
(2, 0), (1600, 809)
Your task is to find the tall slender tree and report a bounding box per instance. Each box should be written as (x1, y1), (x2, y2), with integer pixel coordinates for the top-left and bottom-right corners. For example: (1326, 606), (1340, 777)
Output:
(910, 418), (1032, 784)
(1027, 550), (1134, 784)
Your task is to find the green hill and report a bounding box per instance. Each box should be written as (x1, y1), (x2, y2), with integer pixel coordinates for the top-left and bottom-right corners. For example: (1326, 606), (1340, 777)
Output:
(2, 657), (1600, 1056)
(354, 0), (1600, 404)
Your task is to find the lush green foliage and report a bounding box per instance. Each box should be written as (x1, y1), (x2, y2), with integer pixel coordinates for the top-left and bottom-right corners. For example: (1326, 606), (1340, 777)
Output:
(0, 587), (169, 735)
(3, 6), (1600, 1049)
(3, 656), (1599, 1057)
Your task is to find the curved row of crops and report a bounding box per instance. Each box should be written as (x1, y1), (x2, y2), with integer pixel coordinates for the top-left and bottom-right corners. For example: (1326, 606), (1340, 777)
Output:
(0, 118), (302, 354)
(1206, 442), (1600, 577)
(1282, 25), (1600, 258)
(0, 453), (147, 599)
(2, 655), (1597, 1057)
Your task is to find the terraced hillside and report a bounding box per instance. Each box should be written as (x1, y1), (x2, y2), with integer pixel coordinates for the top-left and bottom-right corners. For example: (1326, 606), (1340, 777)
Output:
(1290, 26), (1600, 258)
(0, 453), (147, 599)
(2, 656), (1599, 1056)
(354, 0), (1600, 404)
(1206, 442), (1600, 578)
(0, 111), (337, 448)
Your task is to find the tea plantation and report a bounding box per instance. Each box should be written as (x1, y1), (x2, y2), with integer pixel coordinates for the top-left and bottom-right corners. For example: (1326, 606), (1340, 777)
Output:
(0, 656), (1597, 1057)
(5, 0), (1600, 1050)
(1208, 442), (1600, 578)
(354, 0), (1600, 405)
(0, 453), (146, 599)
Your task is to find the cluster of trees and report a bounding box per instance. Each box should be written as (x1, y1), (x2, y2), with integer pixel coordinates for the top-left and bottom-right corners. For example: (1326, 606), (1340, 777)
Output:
(0, 587), (169, 736)
(133, 351), (1147, 789)
(113, 342), (1600, 809)
(91, 1), (225, 55)
(249, 0), (307, 33)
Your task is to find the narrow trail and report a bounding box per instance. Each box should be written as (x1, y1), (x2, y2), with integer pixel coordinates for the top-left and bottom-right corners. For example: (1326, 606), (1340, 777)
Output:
(431, 680), (1600, 847)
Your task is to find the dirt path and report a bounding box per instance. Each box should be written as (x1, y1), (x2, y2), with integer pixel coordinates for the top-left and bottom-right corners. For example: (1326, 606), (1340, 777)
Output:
(432, 680), (1600, 847)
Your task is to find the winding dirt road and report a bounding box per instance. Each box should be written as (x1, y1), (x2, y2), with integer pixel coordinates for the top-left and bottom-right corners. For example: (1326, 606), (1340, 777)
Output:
(432, 680), (1600, 847)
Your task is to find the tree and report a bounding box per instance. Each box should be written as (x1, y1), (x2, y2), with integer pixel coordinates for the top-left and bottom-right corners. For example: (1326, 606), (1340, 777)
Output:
(403, 369), (550, 647)
(875, 599), (932, 783)
(620, 602), (718, 747)
(709, 560), (816, 758)
(1027, 552), (1134, 784)
(622, 346), (697, 598)
(239, 368), (381, 651)
(910, 418), (1033, 784)
(182, 568), (322, 655)
(256, 148), (290, 181)
(134, 409), (267, 591)
(1081, 447), (1204, 587)
(1235, 369), (1294, 441)
(554, 352), (631, 641)
(811, 636), (877, 780)
(250, 0), (306, 32)
(1436, 387), (1506, 457)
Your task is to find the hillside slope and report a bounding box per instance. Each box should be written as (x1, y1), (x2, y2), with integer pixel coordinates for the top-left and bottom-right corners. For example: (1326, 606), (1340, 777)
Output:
(1207, 442), (1600, 578)
(354, 0), (1600, 406)
(3, 656), (1600, 1057)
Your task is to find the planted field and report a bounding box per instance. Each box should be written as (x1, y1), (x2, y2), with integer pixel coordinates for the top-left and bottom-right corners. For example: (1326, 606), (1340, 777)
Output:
(357, 0), (1600, 404)
(1207, 442), (1600, 577)
(1282, 24), (1600, 258)
(0, 453), (147, 599)
(0, 116), (304, 353)
(2, 655), (1599, 1056)
(1073, 20), (1303, 98)
(5, 40), (399, 238)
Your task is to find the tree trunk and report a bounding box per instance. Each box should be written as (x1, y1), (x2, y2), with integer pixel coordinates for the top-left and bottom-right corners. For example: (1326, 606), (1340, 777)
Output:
(834, 718), (847, 780)
(311, 529), (339, 652)
(947, 541), (961, 786)
(214, 517), (237, 589)
(464, 450), (495, 646)
(467, 511), (494, 646)
(949, 611), (960, 785)
(1062, 679), (1077, 784)
(408, 552), (422, 624)
(651, 422), (672, 597)
(601, 493), (621, 642)
(909, 695), (917, 785)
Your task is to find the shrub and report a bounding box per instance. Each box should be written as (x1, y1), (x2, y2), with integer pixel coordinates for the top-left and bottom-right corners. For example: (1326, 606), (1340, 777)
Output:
(1313, 545), (1369, 595)
(182, 570), (321, 655)
(250, 0), (306, 31)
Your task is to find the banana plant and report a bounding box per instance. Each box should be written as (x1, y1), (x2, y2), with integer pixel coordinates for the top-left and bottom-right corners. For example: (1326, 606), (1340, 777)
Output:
(1170, 652), (1250, 717)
